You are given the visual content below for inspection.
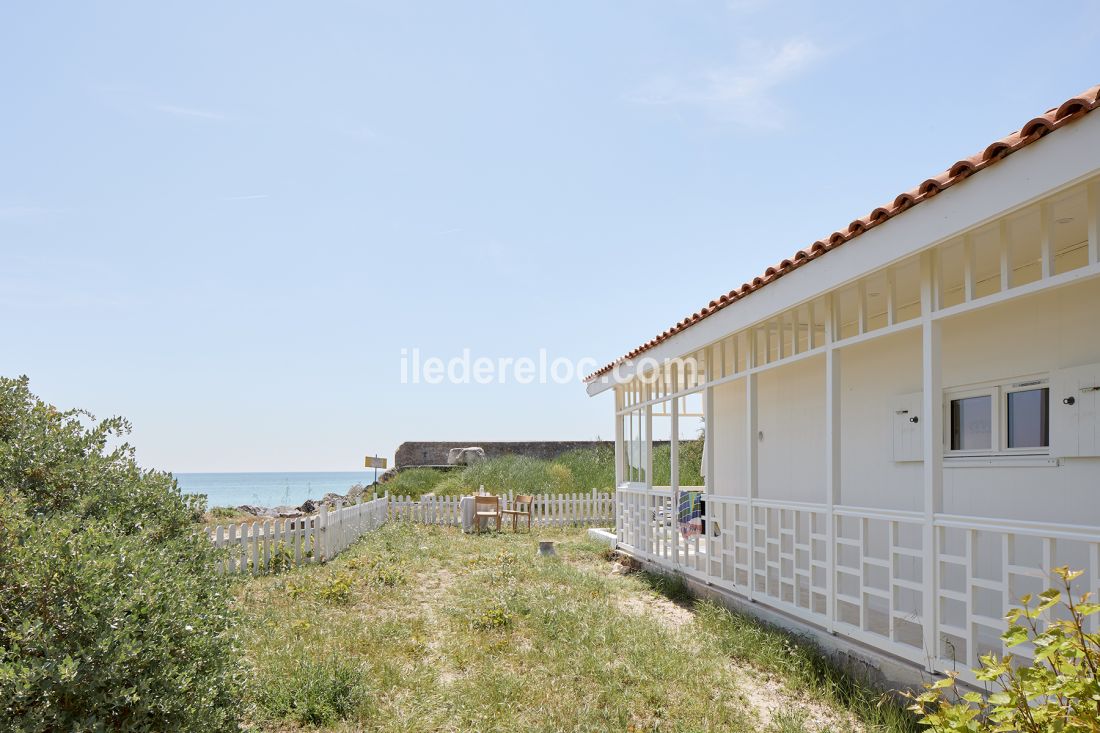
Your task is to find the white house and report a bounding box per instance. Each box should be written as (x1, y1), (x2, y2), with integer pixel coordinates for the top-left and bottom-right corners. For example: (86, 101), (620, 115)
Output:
(585, 84), (1100, 685)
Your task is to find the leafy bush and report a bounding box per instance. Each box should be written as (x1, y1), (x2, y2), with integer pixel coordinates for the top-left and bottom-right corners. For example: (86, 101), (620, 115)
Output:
(0, 376), (242, 731)
(907, 566), (1099, 733)
(184, 492), (208, 522)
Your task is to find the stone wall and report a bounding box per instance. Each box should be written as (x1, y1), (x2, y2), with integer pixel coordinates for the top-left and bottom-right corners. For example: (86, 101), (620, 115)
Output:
(395, 441), (614, 468)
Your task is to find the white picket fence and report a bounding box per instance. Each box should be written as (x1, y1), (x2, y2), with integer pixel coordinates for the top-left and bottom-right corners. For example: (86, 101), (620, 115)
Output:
(388, 489), (614, 527)
(206, 496), (388, 575)
(205, 490), (613, 575)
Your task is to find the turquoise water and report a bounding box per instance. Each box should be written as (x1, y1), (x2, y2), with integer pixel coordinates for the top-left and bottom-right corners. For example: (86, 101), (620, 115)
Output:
(175, 471), (380, 509)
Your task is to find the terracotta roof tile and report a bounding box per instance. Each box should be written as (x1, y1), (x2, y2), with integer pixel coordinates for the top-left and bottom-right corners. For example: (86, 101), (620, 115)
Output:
(586, 83), (1100, 382)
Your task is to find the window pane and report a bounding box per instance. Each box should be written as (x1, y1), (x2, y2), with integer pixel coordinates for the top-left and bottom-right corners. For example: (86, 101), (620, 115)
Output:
(1007, 388), (1049, 449)
(951, 395), (992, 451)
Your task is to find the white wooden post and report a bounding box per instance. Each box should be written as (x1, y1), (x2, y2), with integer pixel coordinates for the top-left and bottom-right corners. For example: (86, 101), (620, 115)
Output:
(962, 235), (975, 303)
(1088, 180), (1099, 266)
(745, 370), (758, 602)
(644, 401), (653, 553)
(670, 382), (680, 566)
(272, 518), (282, 568)
(214, 525), (225, 575)
(614, 387), (625, 486)
(1039, 202), (1055, 280)
(262, 519), (271, 572)
(227, 523), (237, 574)
(824, 291), (841, 634)
(920, 251), (944, 673)
(704, 357), (717, 572)
(250, 521), (260, 575)
(885, 268), (897, 326)
(857, 280), (868, 335)
(998, 220), (1011, 291)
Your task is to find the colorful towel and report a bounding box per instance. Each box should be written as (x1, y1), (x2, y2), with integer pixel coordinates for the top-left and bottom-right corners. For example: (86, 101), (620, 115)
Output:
(677, 490), (703, 539)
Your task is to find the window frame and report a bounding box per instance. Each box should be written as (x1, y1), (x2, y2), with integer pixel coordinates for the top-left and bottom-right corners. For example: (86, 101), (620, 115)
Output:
(943, 374), (1050, 459)
(1002, 380), (1050, 454)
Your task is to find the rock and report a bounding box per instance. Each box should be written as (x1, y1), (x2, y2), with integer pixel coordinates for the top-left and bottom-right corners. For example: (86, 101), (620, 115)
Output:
(321, 492), (346, 506)
(346, 483), (366, 502)
(275, 505), (303, 518)
(298, 498), (318, 514)
(447, 446), (486, 466)
(237, 504), (276, 517)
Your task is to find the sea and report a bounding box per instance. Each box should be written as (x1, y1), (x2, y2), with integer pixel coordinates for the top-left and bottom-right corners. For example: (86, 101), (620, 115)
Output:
(174, 471), (381, 509)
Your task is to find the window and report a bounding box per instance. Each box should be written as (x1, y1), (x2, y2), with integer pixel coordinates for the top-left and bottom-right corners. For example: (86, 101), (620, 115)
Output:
(1006, 387), (1049, 449)
(945, 377), (1049, 457)
(951, 395), (992, 451)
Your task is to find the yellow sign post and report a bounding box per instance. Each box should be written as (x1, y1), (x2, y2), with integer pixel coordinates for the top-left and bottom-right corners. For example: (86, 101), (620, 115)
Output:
(364, 455), (388, 486)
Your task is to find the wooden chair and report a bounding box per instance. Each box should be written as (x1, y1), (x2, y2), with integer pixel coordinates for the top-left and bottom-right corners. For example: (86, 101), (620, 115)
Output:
(502, 494), (534, 532)
(473, 494), (501, 533)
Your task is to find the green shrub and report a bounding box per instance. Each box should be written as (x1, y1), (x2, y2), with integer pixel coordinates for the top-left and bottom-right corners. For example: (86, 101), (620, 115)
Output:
(318, 572), (355, 604)
(209, 505), (241, 518)
(470, 606), (513, 631)
(0, 376), (242, 731)
(907, 566), (1099, 733)
(184, 493), (208, 522)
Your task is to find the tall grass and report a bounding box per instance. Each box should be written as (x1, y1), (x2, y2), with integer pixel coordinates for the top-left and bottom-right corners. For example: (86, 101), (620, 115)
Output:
(652, 437), (705, 486)
(378, 467), (446, 498)
(382, 448), (617, 498)
(432, 454), (574, 496)
(380, 440), (707, 499)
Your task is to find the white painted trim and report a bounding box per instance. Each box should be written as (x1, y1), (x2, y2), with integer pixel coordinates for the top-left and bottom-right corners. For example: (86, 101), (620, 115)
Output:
(824, 293), (840, 634)
(612, 257), (1100, 412)
(745, 372), (758, 603)
(919, 251), (943, 673)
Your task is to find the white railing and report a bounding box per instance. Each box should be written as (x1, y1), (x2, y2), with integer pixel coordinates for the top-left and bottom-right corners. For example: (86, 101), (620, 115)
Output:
(205, 496), (388, 575)
(389, 489), (614, 528)
(614, 487), (1100, 684)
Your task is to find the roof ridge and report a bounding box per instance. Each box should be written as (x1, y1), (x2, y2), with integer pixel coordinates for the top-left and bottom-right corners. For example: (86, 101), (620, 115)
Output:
(586, 83), (1100, 382)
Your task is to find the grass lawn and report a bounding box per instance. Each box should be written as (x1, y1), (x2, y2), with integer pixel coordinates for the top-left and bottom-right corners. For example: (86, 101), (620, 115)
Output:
(236, 524), (916, 732)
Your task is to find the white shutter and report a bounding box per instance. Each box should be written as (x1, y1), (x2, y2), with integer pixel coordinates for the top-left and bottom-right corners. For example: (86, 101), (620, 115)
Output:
(1051, 362), (1100, 458)
(892, 391), (923, 462)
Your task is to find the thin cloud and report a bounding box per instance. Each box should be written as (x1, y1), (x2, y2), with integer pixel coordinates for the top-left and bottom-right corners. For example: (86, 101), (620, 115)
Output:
(626, 38), (824, 129)
(221, 194), (270, 201)
(155, 104), (226, 121)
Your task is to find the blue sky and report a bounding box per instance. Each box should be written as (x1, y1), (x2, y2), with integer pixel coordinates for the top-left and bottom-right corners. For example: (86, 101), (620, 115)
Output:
(3, 2), (1098, 472)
